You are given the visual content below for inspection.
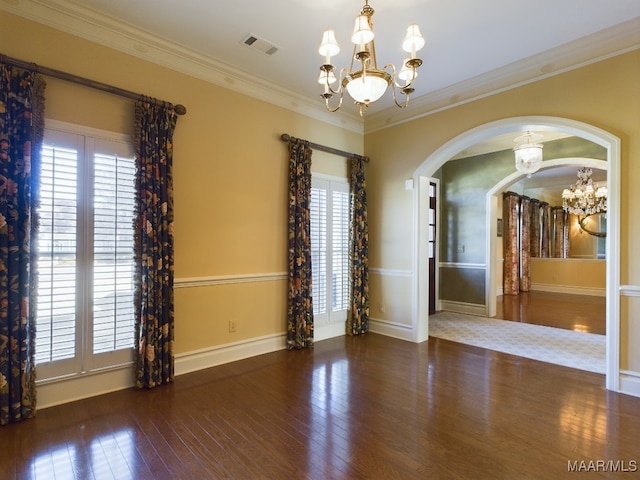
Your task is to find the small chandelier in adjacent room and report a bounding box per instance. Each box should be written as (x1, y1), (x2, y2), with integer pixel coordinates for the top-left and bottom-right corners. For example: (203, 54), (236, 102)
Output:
(318, 0), (425, 116)
(513, 131), (544, 176)
(562, 167), (608, 217)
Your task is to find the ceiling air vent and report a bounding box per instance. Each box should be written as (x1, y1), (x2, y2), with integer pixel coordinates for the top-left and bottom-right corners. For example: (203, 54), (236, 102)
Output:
(242, 34), (279, 56)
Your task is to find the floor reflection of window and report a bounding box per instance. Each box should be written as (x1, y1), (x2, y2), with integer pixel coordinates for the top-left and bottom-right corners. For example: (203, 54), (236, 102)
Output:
(90, 429), (135, 480)
(28, 428), (136, 479)
(30, 444), (77, 480)
(310, 359), (351, 475)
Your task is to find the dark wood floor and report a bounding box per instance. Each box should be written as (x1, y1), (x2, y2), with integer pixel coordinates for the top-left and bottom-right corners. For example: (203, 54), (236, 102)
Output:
(2, 333), (638, 479)
(496, 290), (606, 334)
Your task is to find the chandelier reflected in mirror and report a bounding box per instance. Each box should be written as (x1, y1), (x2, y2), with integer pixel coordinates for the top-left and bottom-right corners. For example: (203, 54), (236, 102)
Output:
(562, 167), (607, 237)
(318, 0), (425, 116)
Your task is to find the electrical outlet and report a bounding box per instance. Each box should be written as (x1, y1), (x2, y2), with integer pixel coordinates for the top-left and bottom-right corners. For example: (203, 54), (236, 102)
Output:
(379, 303), (386, 313)
(229, 320), (237, 333)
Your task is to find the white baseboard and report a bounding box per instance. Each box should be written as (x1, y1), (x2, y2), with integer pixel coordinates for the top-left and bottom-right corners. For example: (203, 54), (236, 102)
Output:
(438, 300), (487, 316)
(36, 364), (135, 410)
(315, 321), (347, 342)
(369, 317), (414, 342)
(175, 333), (287, 376)
(530, 283), (606, 297)
(620, 370), (640, 398)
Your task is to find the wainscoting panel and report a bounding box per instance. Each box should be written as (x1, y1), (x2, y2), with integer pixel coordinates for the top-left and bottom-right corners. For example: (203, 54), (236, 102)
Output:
(368, 268), (413, 330)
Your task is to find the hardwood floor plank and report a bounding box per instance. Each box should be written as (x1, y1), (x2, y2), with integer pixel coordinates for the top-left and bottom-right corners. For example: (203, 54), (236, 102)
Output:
(2, 333), (639, 479)
(496, 291), (606, 334)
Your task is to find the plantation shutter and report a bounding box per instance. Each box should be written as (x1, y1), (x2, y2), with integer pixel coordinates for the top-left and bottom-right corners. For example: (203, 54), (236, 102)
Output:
(35, 125), (135, 379)
(37, 144), (79, 366)
(310, 186), (327, 316)
(310, 176), (350, 320)
(92, 148), (136, 354)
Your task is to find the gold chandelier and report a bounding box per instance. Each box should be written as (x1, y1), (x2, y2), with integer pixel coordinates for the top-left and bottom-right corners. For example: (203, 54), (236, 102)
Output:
(318, 0), (425, 116)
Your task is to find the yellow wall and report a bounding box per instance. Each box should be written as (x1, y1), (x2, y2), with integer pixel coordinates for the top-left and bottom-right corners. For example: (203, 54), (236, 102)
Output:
(365, 49), (640, 372)
(0, 12), (362, 355)
(530, 259), (606, 290)
(2, 11), (639, 380)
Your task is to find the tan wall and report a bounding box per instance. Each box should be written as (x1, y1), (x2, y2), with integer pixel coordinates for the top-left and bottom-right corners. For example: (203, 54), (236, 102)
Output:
(0, 12), (362, 355)
(530, 259), (605, 290)
(2, 11), (639, 378)
(365, 50), (640, 372)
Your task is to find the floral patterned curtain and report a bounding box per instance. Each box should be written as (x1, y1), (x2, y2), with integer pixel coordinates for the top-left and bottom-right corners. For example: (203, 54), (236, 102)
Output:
(286, 140), (314, 349)
(347, 157), (369, 335)
(133, 101), (178, 388)
(552, 207), (570, 259)
(503, 192), (520, 295)
(530, 199), (541, 258)
(0, 65), (45, 425)
(519, 196), (531, 292)
(540, 203), (550, 258)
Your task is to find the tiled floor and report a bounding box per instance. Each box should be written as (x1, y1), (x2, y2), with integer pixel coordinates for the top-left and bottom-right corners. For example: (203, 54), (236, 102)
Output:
(429, 311), (605, 373)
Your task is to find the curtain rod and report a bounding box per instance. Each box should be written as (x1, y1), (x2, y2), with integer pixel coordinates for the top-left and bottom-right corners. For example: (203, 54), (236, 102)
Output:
(281, 133), (369, 163)
(1, 53), (187, 115)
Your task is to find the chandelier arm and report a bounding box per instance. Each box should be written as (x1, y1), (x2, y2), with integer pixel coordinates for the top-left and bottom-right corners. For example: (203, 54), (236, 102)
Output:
(323, 92), (344, 112)
(320, 66), (348, 96)
(320, 67), (351, 112)
(579, 215), (606, 238)
(383, 63), (411, 109)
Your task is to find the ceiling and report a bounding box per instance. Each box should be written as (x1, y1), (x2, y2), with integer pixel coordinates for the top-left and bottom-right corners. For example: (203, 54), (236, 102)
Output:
(2, 0), (638, 132)
(1, 0), (637, 192)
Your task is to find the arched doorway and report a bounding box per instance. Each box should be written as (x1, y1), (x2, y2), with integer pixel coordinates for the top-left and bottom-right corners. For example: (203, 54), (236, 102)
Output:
(413, 116), (620, 392)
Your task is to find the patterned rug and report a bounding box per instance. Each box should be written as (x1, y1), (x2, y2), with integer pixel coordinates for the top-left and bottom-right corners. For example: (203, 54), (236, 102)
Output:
(429, 311), (606, 374)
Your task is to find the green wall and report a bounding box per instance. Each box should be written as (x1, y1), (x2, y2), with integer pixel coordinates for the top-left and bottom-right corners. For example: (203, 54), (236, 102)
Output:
(438, 136), (606, 305)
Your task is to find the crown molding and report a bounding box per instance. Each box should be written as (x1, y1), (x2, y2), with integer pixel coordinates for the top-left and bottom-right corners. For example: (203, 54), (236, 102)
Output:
(0, 0), (365, 134)
(2, 2), (637, 136)
(364, 16), (640, 134)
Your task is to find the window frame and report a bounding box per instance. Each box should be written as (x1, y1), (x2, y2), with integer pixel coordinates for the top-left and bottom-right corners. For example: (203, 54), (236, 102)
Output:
(35, 120), (136, 382)
(310, 173), (350, 335)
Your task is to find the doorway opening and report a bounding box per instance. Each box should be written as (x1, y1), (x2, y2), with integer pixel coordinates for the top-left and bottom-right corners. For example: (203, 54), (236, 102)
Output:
(413, 116), (620, 392)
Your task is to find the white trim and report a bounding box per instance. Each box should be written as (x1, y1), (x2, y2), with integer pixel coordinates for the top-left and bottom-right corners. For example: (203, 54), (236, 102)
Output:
(45, 118), (132, 143)
(369, 267), (413, 278)
(369, 318), (414, 342)
(438, 301), (486, 317)
(314, 322), (346, 342)
(175, 272), (287, 288)
(3, 3), (638, 134)
(174, 333), (286, 376)
(530, 283), (606, 297)
(439, 262), (486, 270)
(312, 172), (349, 183)
(0, 0), (363, 134)
(619, 370), (640, 399)
(620, 285), (640, 297)
(37, 332), (291, 409)
(36, 363), (134, 410)
(413, 116), (621, 395)
(365, 18), (640, 133)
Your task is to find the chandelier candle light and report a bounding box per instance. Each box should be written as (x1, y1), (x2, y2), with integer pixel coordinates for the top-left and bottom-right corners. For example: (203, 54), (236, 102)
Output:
(318, 0), (425, 116)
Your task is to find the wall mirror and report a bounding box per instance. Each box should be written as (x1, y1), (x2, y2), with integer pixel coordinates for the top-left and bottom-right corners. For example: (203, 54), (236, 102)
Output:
(518, 166), (607, 260)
